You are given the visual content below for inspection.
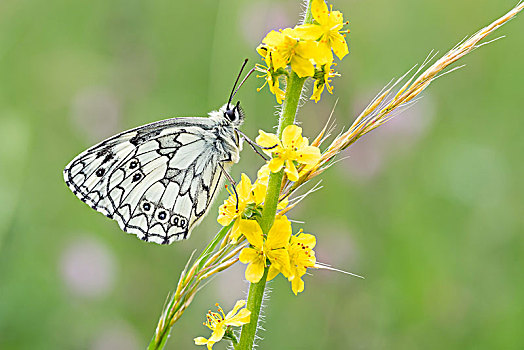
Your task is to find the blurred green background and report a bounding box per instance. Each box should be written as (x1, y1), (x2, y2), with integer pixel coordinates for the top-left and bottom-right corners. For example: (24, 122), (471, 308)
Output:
(1, 0), (523, 349)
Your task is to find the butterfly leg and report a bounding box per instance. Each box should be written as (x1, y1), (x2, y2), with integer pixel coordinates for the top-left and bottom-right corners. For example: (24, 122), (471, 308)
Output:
(236, 130), (277, 161)
(219, 164), (239, 210)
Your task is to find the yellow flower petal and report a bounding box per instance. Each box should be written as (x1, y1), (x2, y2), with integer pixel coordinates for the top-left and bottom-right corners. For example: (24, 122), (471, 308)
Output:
(297, 39), (326, 65)
(292, 24), (323, 41)
(217, 173), (259, 229)
(244, 258), (266, 283)
(225, 299), (247, 320)
(284, 159), (299, 182)
(262, 30), (285, 47)
(256, 44), (269, 58)
(208, 327), (226, 343)
(256, 130), (280, 149)
(251, 181), (267, 205)
(229, 219), (243, 243)
(312, 0), (329, 24)
(226, 308), (251, 326)
(217, 208), (233, 226)
(281, 27), (299, 38)
(314, 42), (334, 66)
(331, 34), (349, 60)
(296, 145), (321, 165)
(266, 216), (292, 249)
(291, 275), (305, 295)
(239, 247), (259, 264)
(311, 81), (325, 103)
(267, 264), (281, 281)
(270, 51), (288, 71)
(267, 249), (291, 278)
(237, 173), (253, 199)
(295, 233), (316, 248)
(297, 136), (309, 149)
(269, 82), (286, 104)
(268, 157), (285, 173)
(327, 10), (345, 30)
(194, 337), (210, 345)
(256, 164), (271, 182)
(239, 219), (264, 248)
(282, 125), (302, 148)
(290, 53), (315, 78)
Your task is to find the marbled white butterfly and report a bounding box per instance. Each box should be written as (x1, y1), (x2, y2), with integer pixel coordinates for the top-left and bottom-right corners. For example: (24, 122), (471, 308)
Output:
(64, 61), (256, 245)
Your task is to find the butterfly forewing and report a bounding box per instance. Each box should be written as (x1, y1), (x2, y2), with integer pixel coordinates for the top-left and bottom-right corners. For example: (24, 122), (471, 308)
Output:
(64, 114), (238, 245)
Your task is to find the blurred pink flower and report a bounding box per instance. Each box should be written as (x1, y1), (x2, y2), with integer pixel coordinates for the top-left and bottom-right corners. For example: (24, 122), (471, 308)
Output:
(59, 236), (116, 298)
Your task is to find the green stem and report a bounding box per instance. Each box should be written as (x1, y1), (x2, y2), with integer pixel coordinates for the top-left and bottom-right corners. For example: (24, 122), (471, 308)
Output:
(262, 73), (306, 231)
(302, 0), (314, 25)
(235, 267), (268, 349)
(235, 71), (307, 350)
(235, 2), (314, 349)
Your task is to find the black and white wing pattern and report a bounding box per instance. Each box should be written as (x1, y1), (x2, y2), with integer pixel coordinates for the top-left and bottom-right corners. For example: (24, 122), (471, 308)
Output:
(64, 117), (232, 245)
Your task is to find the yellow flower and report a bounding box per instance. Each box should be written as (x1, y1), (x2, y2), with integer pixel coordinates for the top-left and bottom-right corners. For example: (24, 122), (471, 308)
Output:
(311, 63), (338, 102)
(217, 170), (288, 242)
(217, 173), (256, 242)
(260, 28), (318, 78)
(287, 231), (317, 295)
(194, 300), (251, 349)
(238, 216), (292, 283)
(255, 61), (286, 104)
(294, 0), (349, 61)
(255, 125), (321, 182)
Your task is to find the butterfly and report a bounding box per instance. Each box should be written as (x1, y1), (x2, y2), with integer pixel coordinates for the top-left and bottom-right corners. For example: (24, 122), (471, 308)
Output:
(64, 60), (259, 245)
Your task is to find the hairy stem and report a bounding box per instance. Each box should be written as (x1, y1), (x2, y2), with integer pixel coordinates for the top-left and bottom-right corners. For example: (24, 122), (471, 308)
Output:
(236, 30), (310, 350)
(236, 2), (314, 349)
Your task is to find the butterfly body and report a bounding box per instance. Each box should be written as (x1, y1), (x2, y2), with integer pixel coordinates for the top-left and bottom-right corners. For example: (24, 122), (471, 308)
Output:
(64, 103), (244, 245)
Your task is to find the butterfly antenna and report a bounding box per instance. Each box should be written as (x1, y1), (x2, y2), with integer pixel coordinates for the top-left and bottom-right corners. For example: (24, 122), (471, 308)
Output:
(231, 67), (256, 102)
(227, 59), (250, 110)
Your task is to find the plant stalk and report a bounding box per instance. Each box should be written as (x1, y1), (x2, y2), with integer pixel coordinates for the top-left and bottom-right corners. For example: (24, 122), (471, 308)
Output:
(235, 2), (314, 347)
(235, 69), (307, 350)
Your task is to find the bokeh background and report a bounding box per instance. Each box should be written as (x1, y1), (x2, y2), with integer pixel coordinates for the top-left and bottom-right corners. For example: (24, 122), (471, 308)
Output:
(1, 0), (523, 349)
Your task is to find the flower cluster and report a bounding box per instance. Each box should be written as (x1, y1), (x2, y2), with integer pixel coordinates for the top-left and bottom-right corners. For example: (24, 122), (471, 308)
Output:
(217, 124), (321, 294)
(238, 215), (317, 295)
(255, 0), (349, 103)
(194, 300), (251, 349)
(217, 166), (288, 243)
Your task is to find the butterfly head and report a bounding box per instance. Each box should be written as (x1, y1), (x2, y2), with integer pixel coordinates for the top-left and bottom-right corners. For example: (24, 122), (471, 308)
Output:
(220, 101), (244, 128)
(219, 59), (253, 128)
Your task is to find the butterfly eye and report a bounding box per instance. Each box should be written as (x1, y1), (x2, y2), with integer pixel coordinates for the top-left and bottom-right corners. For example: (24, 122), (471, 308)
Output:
(224, 109), (236, 122)
(132, 172), (143, 182)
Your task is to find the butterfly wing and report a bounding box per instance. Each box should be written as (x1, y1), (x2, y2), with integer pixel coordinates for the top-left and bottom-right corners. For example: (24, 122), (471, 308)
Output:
(64, 117), (229, 244)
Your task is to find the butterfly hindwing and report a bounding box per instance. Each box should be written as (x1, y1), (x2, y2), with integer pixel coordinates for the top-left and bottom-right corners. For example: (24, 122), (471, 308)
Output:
(64, 118), (229, 244)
